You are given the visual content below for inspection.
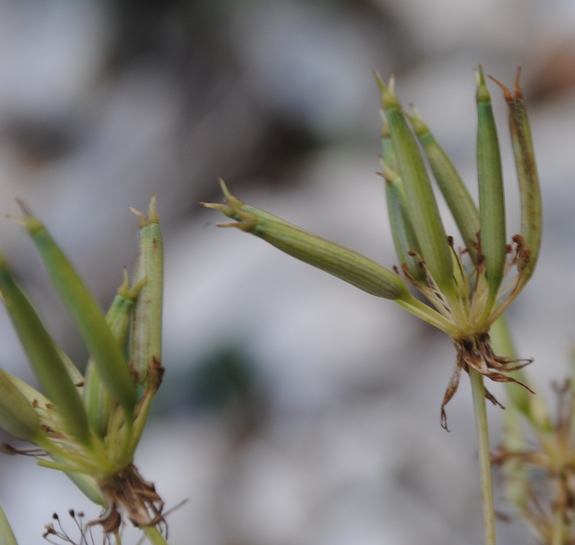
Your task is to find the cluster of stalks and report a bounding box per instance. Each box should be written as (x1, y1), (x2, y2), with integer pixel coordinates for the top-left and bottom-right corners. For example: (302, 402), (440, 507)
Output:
(0, 198), (169, 545)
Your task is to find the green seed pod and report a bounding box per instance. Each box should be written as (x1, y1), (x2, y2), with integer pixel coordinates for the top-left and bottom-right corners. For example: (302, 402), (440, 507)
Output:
(0, 367), (42, 443)
(0, 254), (91, 445)
(206, 182), (457, 335)
(204, 181), (411, 301)
(380, 168), (426, 282)
(83, 294), (129, 438)
(57, 346), (84, 389)
(491, 70), (541, 286)
(15, 205), (137, 419)
(0, 370), (50, 408)
(380, 112), (398, 172)
(83, 269), (141, 437)
(375, 73), (456, 303)
(380, 114), (426, 279)
(129, 196), (163, 386)
(476, 66), (506, 311)
(408, 110), (480, 265)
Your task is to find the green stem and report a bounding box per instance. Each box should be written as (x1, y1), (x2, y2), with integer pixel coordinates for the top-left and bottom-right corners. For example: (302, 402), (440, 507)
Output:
(142, 526), (169, 545)
(469, 367), (497, 545)
(551, 507), (567, 545)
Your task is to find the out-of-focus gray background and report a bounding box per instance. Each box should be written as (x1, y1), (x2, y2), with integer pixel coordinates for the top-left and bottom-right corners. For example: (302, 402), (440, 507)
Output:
(0, 0), (574, 543)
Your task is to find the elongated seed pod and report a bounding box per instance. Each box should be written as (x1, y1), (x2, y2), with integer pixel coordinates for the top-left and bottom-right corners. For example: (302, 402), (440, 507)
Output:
(381, 168), (426, 282)
(476, 66), (506, 312)
(408, 110), (480, 265)
(0, 369), (50, 408)
(381, 114), (425, 281)
(83, 269), (141, 437)
(0, 367), (42, 442)
(376, 73), (457, 303)
(204, 181), (411, 301)
(380, 112), (398, 172)
(490, 70), (541, 285)
(15, 207), (137, 419)
(129, 196), (163, 386)
(56, 346), (84, 389)
(0, 254), (91, 445)
(82, 359), (112, 438)
(205, 181), (458, 335)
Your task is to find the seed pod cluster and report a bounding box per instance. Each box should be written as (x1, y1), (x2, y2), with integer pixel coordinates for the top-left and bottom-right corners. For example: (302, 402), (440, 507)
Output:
(0, 196), (166, 534)
(376, 66), (541, 332)
(376, 74), (458, 306)
(203, 66), (542, 429)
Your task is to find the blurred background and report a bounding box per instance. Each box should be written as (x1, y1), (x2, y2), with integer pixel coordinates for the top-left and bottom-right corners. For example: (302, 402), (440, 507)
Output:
(0, 0), (574, 543)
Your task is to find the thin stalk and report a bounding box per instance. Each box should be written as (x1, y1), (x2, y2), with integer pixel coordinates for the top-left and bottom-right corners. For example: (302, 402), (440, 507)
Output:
(142, 526), (169, 545)
(469, 367), (497, 545)
(551, 507), (567, 545)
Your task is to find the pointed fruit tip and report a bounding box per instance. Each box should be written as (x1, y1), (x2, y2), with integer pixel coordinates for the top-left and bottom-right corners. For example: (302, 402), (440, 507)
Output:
(374, 71), (386, 92)
(117, 267), (130, 297)
(375, 72), (399, 109)
(129, 194), (159, 228)
(216, 179), (246, 212)
(475, 65), (492, 103)
(405, 107), (428, 136)
(488, 67), (523, 104)
(129, 206), (147, 229)
(218, 178), (242, 207)
(5, 214), (25, 228)
(11, 200), (43, 234)
(147, 194), (159, 224)
(201, 202), (226, 212)
(15, 198), (32, 217)
(514, 66), (523, 98)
